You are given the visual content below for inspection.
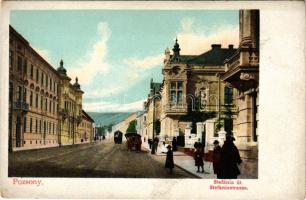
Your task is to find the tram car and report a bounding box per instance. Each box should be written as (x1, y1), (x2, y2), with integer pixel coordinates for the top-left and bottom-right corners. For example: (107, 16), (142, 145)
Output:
(114, 130), (123, 144)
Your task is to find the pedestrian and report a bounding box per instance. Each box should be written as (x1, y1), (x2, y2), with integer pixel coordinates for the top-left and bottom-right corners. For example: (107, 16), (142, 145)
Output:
(154, 137), (159, 153)
(172, 137), (178, 151)
(194, 141), (198, 149)
(212, 140), (222, 178)
(148, 139), (153, 150)
(151, 138), (158, 154)
(194, 147), (204, 173)
(219, 134), (242, 179)
(136, 135), (142, 151)
(165, 145), (174, 174)
(197, 139), (204, 153)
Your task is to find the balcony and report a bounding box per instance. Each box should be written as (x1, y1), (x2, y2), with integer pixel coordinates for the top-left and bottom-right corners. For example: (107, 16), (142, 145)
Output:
(221, 47), (259, 92)
(163, 103), (188, 116)
(13, 101), (29, 112)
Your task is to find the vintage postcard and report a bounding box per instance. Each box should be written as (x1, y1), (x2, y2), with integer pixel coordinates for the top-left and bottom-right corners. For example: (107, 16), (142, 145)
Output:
(0, 1), (305, 199)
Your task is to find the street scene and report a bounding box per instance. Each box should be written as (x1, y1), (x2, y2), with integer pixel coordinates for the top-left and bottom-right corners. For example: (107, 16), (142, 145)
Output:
(9, 10), (259, 179)
(9, 140), (195, 178)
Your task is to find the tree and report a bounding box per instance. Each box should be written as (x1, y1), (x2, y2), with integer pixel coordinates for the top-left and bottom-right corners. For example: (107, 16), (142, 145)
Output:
(126, 120), (137, 134)
(97, 126), (106, 136)
(107, 124), (113, 133)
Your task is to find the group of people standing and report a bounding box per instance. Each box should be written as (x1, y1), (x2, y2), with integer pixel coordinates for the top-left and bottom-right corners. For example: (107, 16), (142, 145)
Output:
(212, 134), (242, 179)
(193, 134), (242, 179)
(153, 134), (242, 178)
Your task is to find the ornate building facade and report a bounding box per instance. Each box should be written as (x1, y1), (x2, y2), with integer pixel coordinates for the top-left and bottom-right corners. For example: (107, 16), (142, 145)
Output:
(221, 10), (259, 178)
(161, 40), (237, 144)
(57, 60), (84, 146)
(9, 26), (94, 151)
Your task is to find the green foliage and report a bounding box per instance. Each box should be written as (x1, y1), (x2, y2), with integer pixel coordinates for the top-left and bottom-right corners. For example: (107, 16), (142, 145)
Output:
(107, 124), (113, 133)
(126, 120), (137, 134)
(97, 126), (106, 136)
(179, 111), (216, 123)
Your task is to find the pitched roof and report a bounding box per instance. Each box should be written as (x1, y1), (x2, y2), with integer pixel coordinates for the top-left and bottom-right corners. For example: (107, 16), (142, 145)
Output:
(187, 45), (237, 65)
(169, 55), (197, 62)
(82, 110), (95, 123)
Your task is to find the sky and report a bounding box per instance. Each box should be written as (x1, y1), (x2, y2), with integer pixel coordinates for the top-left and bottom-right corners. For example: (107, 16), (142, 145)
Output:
(10, 10), (239, 113)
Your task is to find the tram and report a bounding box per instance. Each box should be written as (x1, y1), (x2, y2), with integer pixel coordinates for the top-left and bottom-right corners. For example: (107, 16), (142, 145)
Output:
(114, 130), (123, 144)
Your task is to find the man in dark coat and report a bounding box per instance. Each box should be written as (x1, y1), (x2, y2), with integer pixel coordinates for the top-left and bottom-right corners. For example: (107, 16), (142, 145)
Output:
(212, 140), (222, 178)
(220, 135), (242, 179)
(197, 139), (204, 153)
(165, 145), (174, 174)
(172, 137), (178, 151)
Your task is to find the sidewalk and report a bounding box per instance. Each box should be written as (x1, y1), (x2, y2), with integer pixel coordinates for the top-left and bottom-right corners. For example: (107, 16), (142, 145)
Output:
(143, 146), (216, 179)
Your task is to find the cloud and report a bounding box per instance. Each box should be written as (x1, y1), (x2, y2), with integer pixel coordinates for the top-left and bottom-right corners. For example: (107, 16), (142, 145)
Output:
(68, 22), (111, 84)
(177, 17), (239, 55)
(123, 54), (163, 70)
(83, 99), (145, 112)
(181, 17), (194, 33)
(85, 85), (126, 98)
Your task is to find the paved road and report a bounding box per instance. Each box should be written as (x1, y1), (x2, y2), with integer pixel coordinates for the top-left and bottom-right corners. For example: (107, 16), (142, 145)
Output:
(9, 140), (195, 178)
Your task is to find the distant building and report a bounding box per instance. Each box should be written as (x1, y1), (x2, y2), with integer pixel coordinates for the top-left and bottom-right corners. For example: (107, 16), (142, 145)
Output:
(8, 26), (94, 151)
(142, 79), (162, 143)
(136, 110), (147, 145)
(76, 110), (95, 144)
(111, 112), (138, 141)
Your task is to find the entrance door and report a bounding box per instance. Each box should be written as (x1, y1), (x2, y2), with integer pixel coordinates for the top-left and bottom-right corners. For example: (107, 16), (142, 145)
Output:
(43, 121), (46, 145)
(16, 115), (21, 147)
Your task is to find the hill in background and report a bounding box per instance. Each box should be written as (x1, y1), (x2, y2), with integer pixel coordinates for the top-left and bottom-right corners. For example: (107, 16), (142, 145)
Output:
(87, 112), (132, 127)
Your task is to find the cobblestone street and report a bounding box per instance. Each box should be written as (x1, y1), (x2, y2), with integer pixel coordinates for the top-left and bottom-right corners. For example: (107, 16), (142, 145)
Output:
(9, 140), (195, 178)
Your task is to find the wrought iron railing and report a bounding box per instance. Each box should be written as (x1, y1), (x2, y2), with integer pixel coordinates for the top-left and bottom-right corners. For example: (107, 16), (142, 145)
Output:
(13, 101), (29, 112)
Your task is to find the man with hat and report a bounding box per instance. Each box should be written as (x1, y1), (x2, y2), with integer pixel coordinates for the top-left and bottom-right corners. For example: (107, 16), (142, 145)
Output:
(219, 134), (242, 179)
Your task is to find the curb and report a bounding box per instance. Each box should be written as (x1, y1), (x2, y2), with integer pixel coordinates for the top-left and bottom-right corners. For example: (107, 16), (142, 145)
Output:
(174, 163), (201, 179)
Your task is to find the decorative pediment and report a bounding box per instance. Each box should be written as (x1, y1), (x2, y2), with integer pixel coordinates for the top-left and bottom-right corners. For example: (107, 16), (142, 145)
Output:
(240, 72), (258, 81)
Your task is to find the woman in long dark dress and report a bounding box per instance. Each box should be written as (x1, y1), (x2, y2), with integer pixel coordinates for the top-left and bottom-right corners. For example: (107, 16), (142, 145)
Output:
(213, 140), (222, 178)
(165, 145), (174, 174)
(194, 147), (204, 173)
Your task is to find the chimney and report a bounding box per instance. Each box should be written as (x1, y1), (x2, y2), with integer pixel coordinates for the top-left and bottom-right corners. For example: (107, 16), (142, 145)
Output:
(228, 44), (234, 49)
(211, 44), (221, 49)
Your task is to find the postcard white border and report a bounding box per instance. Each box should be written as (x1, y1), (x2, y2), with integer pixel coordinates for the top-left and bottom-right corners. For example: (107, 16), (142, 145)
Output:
(0, 1), (305, 199)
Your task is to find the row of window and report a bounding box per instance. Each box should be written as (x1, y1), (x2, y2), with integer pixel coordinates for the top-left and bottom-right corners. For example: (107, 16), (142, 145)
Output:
(23, 140), (57, 145)
(25, 117), (58, 135)
(64, 100), (77, 113)
(10, 50), (58, 93)
(29, 90), (58, 115)
(168, 81), (233, 106)
(13, 85), (58, 115)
